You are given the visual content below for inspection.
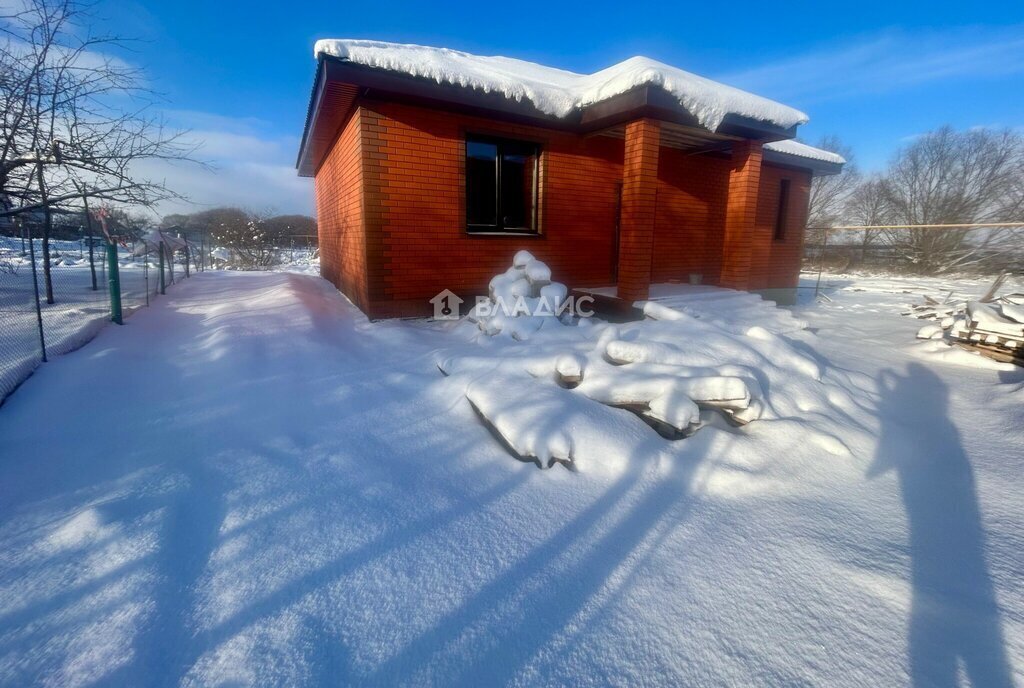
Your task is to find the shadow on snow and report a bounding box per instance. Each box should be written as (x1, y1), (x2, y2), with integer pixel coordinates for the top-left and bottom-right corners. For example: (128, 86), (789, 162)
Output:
(869, 363), (1013, 687)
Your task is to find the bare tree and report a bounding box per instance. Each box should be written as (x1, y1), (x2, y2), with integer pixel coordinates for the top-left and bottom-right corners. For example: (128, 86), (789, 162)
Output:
(0, 0), (197, 300)
(205, 209), (277, 270)
(261, 214), (317, 241)
(844, 176), (891, 264)
(806, 135), (860, 246)
(165, 207), (318, 269)
(881, 126), (1024, 273)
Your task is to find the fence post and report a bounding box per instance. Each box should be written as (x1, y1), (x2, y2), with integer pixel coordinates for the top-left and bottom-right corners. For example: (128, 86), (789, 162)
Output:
(183, 233), (191, 278)
(814, 227), (829, 299)
(27, 224), (47, 362)
(82, 195), (98, 291)
(159, 244), (166, 295)
(106, 241), (123, 325)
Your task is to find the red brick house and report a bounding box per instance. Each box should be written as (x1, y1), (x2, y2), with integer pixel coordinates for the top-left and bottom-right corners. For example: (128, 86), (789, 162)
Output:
(297, 40), (844, 319)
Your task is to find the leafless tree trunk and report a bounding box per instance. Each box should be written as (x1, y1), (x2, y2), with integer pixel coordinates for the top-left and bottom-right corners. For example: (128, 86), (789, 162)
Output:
(35, 160), (54, 303)
(79, 185), (97, 290)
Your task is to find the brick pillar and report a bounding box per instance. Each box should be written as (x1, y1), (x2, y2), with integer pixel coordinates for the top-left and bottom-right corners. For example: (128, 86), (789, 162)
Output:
(719, 140), (763, 290)
(617, 118), (660, 303)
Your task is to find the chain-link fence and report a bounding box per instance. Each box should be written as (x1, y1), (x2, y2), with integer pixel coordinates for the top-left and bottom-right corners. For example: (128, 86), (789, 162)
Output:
(0, 228), (204, 404)
(275, 234), (318, 269)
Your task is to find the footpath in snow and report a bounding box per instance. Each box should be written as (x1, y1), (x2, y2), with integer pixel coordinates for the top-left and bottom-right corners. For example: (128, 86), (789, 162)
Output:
(0, 269), (1021, 686)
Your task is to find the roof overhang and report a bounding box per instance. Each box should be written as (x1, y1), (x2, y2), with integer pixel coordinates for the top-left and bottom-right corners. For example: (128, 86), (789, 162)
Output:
(297, 56), (804, 177)
(763, 147), (844, 176)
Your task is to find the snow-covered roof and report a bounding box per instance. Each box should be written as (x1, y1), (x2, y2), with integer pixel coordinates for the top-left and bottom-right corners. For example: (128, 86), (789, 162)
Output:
(763, 139), (846, 165)
(132, 230), (190, 256)
(313, 39), (809, 134)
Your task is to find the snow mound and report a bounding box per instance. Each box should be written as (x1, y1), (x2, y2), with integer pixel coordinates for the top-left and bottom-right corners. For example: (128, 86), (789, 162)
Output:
(470, 251), (573, 341)
(454, 350), (759, 470)
(314, 39), (808, 133)
(465, 373), (650, 470)
(441, 265), (844, 470)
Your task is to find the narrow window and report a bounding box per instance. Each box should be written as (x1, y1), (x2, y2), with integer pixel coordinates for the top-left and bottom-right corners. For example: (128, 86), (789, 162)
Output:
(466, 140), (497, 227)
(774, 179), (791, 241)
(466, 135), (539, 233)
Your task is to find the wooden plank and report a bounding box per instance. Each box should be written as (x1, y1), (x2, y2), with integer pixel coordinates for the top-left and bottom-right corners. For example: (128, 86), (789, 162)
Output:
(953, 341), (1024, 366)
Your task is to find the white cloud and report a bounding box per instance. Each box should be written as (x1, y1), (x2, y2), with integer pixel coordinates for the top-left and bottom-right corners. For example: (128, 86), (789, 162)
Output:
(185, 130), (288, 163)
(137, 113), (313, 219)
(719, 26), (1024, 105)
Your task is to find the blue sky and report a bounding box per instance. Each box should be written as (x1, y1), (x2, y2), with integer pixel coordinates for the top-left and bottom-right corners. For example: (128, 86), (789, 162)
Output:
(105, 0), (1024, 217)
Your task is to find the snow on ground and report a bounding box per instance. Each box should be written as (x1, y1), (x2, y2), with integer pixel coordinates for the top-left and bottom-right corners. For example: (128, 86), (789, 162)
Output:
(0, 237), (163, 401)
(0, 236), (317, 403)
(0, 268), (1021, 686)
(806, 271), (1024, 371)
(614, 281), (810, 334)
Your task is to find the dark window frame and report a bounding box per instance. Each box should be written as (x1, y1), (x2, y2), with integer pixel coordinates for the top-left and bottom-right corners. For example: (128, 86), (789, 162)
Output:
(465, 134), (540, 235)
(774, 178), (791, 241)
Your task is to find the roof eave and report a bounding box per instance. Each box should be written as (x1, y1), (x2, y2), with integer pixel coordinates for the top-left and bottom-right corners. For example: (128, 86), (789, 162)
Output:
(718, 114), (798, 143)
(297, 55), (805, 176)
(763, 148), (844, 176)
(296, 58), (327, 176)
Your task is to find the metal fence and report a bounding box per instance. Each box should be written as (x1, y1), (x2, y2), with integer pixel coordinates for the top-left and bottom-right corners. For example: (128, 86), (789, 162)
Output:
(0, 230), (202, 404)
(275, 234), (318, 269)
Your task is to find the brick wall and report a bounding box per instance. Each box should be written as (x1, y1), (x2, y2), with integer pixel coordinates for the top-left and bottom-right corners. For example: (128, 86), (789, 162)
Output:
(617, 119), (660, 302)
(719, 140), (763, 290)
(653, 148), (730, 284)
(754, 165), (812, 290)
(357, 100), (623, 317)
(314, 99), (813, 318)
(315, 108), (368, 311)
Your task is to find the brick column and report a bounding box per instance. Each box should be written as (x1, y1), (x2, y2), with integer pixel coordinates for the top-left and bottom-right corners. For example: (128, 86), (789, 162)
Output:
(617, 118), (660, 303)
(719, 139), (763, 290)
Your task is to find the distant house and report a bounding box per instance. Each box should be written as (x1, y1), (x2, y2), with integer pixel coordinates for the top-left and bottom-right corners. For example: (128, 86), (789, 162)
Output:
(297, 40), (843, 318)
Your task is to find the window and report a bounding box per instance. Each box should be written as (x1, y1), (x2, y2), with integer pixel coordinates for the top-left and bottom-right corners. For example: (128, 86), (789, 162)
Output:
(466, 135), (539, 233)
(774, 178), (791, 241)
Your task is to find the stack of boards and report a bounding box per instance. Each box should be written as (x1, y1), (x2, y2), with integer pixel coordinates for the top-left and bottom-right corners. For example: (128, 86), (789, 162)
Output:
(907, 276), (1024, 366)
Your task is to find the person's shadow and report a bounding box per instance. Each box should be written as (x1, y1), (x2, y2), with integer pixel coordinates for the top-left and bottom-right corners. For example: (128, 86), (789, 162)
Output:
(869, 363), (1013, 687)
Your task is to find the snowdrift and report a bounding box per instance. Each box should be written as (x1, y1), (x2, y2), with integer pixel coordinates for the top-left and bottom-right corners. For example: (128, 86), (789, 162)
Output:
(443, 254), (832, 471)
